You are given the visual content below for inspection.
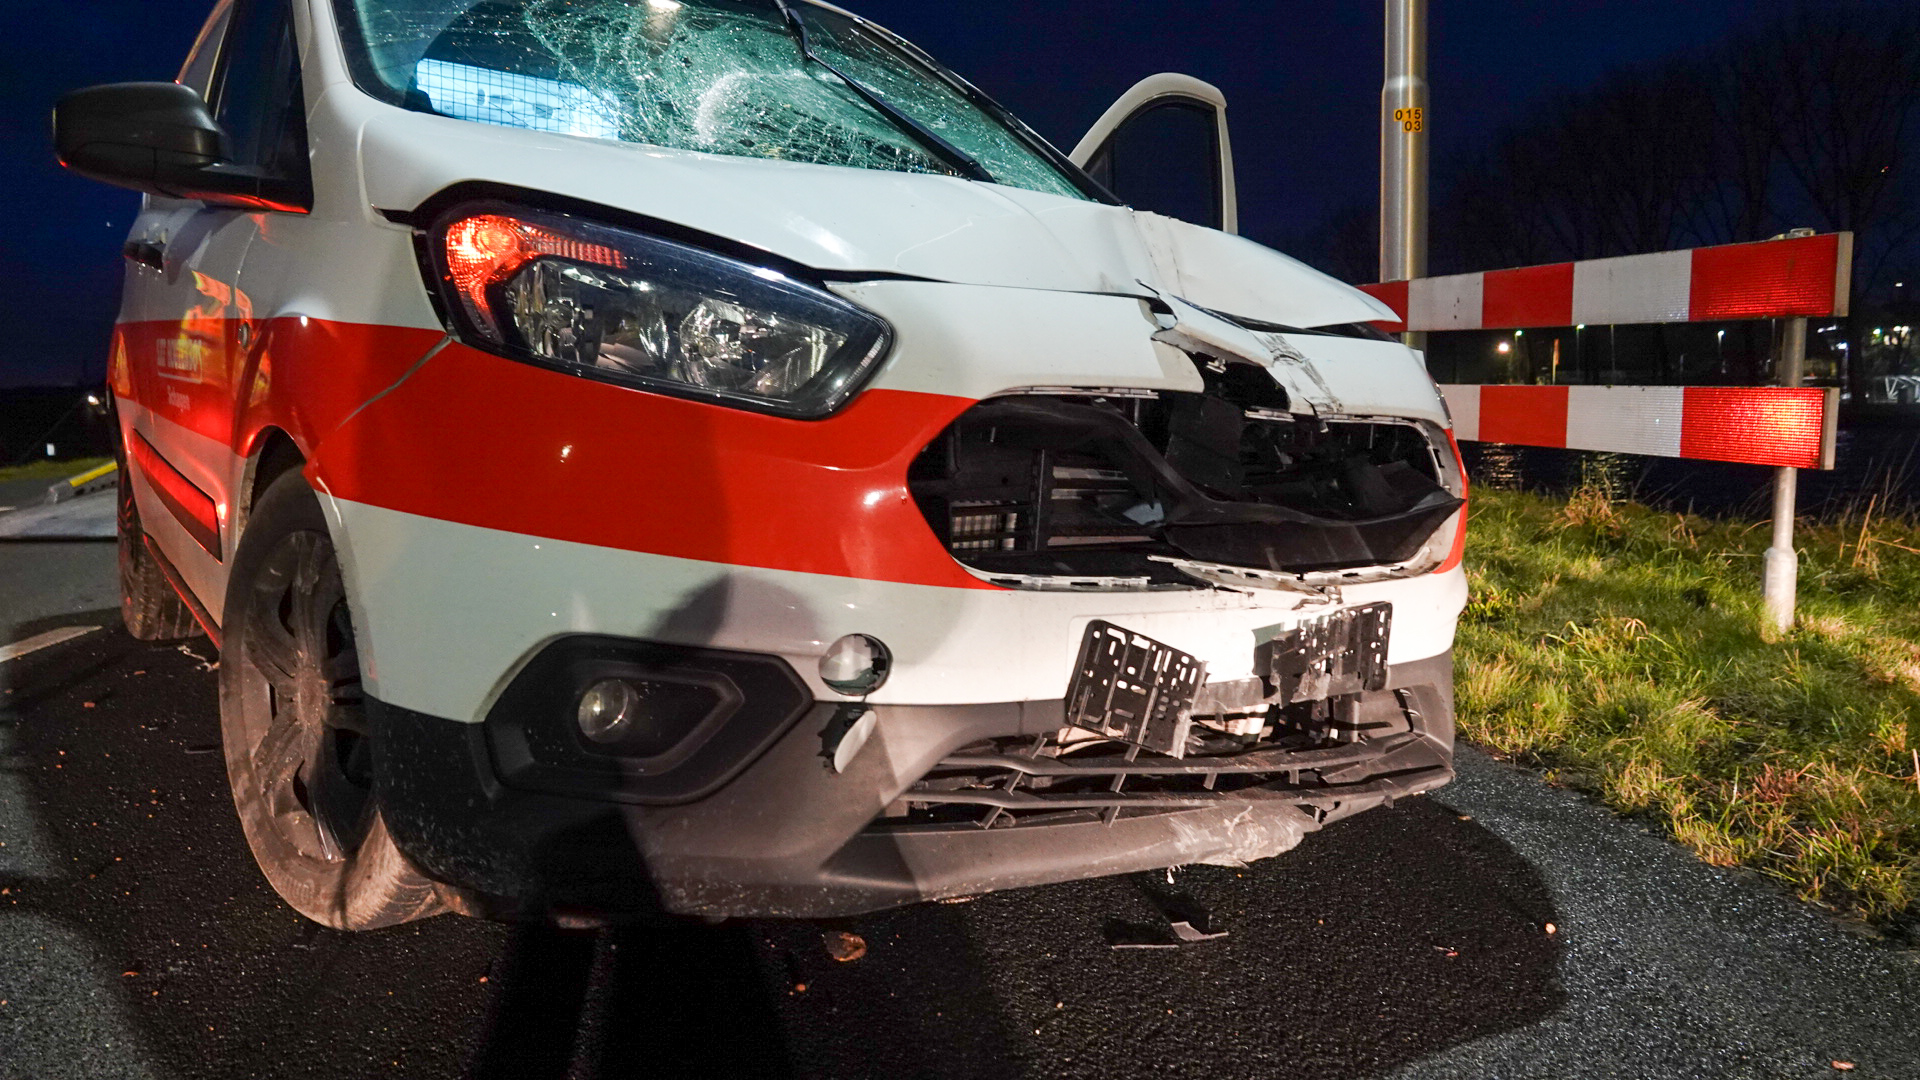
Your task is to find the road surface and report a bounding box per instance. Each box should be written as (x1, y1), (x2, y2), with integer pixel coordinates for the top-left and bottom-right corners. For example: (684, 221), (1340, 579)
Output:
(1, 539), (1915, 1079)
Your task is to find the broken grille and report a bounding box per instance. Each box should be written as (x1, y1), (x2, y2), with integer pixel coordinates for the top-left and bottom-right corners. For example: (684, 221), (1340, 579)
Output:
(872, 686), (1449, 833)
(947, 504), (1021, 552)
(912, 438), (1161, 560)
(906, 392), (1463, 584)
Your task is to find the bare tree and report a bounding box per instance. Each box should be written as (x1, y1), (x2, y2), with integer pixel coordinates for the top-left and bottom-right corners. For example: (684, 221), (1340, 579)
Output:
(1686, 35), (1782, 246)
(1287, 200), (1381, 285)
(1750, 2), (1920, 393)
(1425, 59), (1719, 271)
(1757, 3), (1920, 271)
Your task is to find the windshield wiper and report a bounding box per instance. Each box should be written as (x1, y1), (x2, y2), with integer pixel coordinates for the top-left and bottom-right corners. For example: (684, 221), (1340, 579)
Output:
(770, 0), (994, 184)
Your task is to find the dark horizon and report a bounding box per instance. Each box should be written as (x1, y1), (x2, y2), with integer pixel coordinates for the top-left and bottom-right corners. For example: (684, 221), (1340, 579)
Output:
(1, 0), (1796, 387)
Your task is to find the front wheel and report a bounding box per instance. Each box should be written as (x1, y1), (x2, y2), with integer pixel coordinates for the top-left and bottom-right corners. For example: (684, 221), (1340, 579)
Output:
(219, 470), (448, 930)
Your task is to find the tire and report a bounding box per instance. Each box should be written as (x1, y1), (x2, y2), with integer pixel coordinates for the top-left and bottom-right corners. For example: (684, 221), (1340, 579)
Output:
(219, 470), (448, 930)
(117, 450), (203, 641)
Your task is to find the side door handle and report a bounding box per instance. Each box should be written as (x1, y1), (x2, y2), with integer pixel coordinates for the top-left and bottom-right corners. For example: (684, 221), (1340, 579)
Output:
(122, 240), (166, 272)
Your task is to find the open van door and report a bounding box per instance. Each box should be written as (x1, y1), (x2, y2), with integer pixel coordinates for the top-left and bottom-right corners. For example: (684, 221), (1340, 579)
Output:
(1071, 74), (1238, 235)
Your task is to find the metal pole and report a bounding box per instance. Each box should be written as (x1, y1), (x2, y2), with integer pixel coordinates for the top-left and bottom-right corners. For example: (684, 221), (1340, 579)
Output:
(1763, 315), (1806, 633)
(1381, 0), (1428, 350)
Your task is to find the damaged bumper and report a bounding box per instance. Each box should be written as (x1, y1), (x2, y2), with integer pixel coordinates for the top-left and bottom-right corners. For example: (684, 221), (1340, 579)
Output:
(372, 650), (1454, 919)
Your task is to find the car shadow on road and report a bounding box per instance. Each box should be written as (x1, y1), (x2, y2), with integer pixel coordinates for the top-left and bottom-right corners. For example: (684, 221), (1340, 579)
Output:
(3, 626), (1563, 1080)
(747, 793), (1567, 1080)
(465, 921), (801, 1079)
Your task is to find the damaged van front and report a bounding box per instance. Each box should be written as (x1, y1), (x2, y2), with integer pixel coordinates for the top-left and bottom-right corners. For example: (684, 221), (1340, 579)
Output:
(60, 0), (1465, 926)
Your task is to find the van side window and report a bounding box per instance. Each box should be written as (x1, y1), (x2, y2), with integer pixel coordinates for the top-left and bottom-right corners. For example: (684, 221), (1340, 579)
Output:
(1084, 101), (1222, 232)
(212, 0), (310, 188)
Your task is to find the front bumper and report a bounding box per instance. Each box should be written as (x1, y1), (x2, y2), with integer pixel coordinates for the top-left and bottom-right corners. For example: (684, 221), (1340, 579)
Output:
(373, 651), (1455, 920)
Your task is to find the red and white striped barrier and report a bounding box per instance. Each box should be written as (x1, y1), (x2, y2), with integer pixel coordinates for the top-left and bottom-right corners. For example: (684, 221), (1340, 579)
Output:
(1439, 384), (1838, 470)
(1363, 233), (1852, 332)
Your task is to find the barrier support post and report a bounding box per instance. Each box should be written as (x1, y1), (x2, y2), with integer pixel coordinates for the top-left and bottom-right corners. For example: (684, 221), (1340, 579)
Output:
(1380, 0), (1428, 352)
(1763, 316), (1807, 633)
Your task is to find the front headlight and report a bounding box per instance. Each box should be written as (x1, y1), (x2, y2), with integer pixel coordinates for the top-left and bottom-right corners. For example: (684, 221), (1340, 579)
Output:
(425, 204), (892, 418)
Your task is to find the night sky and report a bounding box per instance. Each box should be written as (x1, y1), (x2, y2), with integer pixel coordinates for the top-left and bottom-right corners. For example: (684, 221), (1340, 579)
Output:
(1, 0), (1783, 387)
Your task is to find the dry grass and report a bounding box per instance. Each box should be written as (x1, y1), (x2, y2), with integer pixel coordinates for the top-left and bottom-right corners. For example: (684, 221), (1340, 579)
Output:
(1460, 485), (1920, 924)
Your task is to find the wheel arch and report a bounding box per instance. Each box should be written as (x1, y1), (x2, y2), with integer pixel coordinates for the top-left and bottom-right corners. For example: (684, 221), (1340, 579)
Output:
(235, 426), (388, 719)
(236, 427), (309, 544)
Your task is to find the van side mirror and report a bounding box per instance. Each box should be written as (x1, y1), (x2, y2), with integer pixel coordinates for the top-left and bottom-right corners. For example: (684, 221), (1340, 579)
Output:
(55, 83), (223, 193)
(53, 82), (303, 211)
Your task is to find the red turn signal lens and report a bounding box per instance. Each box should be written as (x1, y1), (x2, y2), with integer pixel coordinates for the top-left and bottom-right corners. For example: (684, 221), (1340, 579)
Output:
(442, 214), (626, 333)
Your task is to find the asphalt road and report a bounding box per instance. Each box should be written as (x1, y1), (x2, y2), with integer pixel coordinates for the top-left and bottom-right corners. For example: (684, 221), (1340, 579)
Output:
(0, 475), (117, 645)
(2, 539), (1917, 1079)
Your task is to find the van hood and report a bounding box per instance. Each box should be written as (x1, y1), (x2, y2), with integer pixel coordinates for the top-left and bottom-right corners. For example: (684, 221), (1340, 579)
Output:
(355, 107), (1394, 330)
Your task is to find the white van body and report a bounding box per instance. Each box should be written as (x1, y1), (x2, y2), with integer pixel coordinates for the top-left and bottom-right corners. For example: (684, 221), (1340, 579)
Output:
(68, 0), (1465, 923)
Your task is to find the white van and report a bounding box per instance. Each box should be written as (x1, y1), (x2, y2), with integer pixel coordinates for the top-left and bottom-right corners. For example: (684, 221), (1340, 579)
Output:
(55, 0), (1466, 927)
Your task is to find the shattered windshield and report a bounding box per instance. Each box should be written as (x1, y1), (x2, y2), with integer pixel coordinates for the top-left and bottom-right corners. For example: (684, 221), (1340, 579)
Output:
(332, 0), (1089, 199)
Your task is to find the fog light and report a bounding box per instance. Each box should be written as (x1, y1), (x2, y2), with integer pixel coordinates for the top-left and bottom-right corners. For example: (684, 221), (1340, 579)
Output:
(820, 634), (891, 696)
(576, 679), (638, 743)
(488, 636), (809, 803)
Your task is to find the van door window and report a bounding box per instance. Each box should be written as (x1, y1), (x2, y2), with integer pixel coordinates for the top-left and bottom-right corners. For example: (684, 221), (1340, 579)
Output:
(212, 0), (310, 190)
(1084, 101), (1222, 231)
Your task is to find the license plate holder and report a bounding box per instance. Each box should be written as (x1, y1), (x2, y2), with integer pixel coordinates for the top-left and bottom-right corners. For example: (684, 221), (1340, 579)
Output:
(1256, 602), (1392, 706)
(1064, 621), (1208, 758)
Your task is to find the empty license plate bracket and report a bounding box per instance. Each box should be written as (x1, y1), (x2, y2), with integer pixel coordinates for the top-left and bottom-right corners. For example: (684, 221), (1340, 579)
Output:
(1255, 602), (1392, 706)
(1064, 621), (1208, 758)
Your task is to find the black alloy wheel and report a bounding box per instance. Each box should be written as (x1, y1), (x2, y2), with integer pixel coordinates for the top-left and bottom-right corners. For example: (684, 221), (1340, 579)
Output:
(220, 470), (447, 930)
(236, 527), (372, 862)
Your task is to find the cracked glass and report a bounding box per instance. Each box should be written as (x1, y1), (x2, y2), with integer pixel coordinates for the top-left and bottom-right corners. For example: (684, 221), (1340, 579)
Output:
(333, 0), (1087, 199)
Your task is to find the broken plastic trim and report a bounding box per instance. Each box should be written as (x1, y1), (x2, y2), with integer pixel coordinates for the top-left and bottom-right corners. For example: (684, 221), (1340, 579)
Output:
(1160, 290), (1398, 344)
(1146, 556), (1343, 599)
(873, 678), (1453, 834)
(1217, 315), (1397, 343)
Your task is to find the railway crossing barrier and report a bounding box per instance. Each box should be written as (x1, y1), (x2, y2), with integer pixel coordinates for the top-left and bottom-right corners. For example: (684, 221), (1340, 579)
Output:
(1361, 230), (1853, 632)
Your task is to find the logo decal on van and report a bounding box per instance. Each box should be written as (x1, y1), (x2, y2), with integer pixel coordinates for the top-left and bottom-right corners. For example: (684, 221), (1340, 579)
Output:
(156, 336), (208, 383)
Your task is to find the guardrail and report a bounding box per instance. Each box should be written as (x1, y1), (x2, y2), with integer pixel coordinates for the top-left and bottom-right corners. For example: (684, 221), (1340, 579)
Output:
(1361, 230), (1853, 631)
(1359, 232), (1850, 332)
(1436, 384), (1836, 471)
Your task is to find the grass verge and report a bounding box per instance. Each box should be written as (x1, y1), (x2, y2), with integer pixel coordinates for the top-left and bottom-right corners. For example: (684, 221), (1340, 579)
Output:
(1459, 478), (1920, 926)
(0, 457), (113, 486)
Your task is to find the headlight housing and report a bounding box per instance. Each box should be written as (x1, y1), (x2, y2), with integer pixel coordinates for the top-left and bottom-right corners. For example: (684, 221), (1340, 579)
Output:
(424, 204), (893, 418)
